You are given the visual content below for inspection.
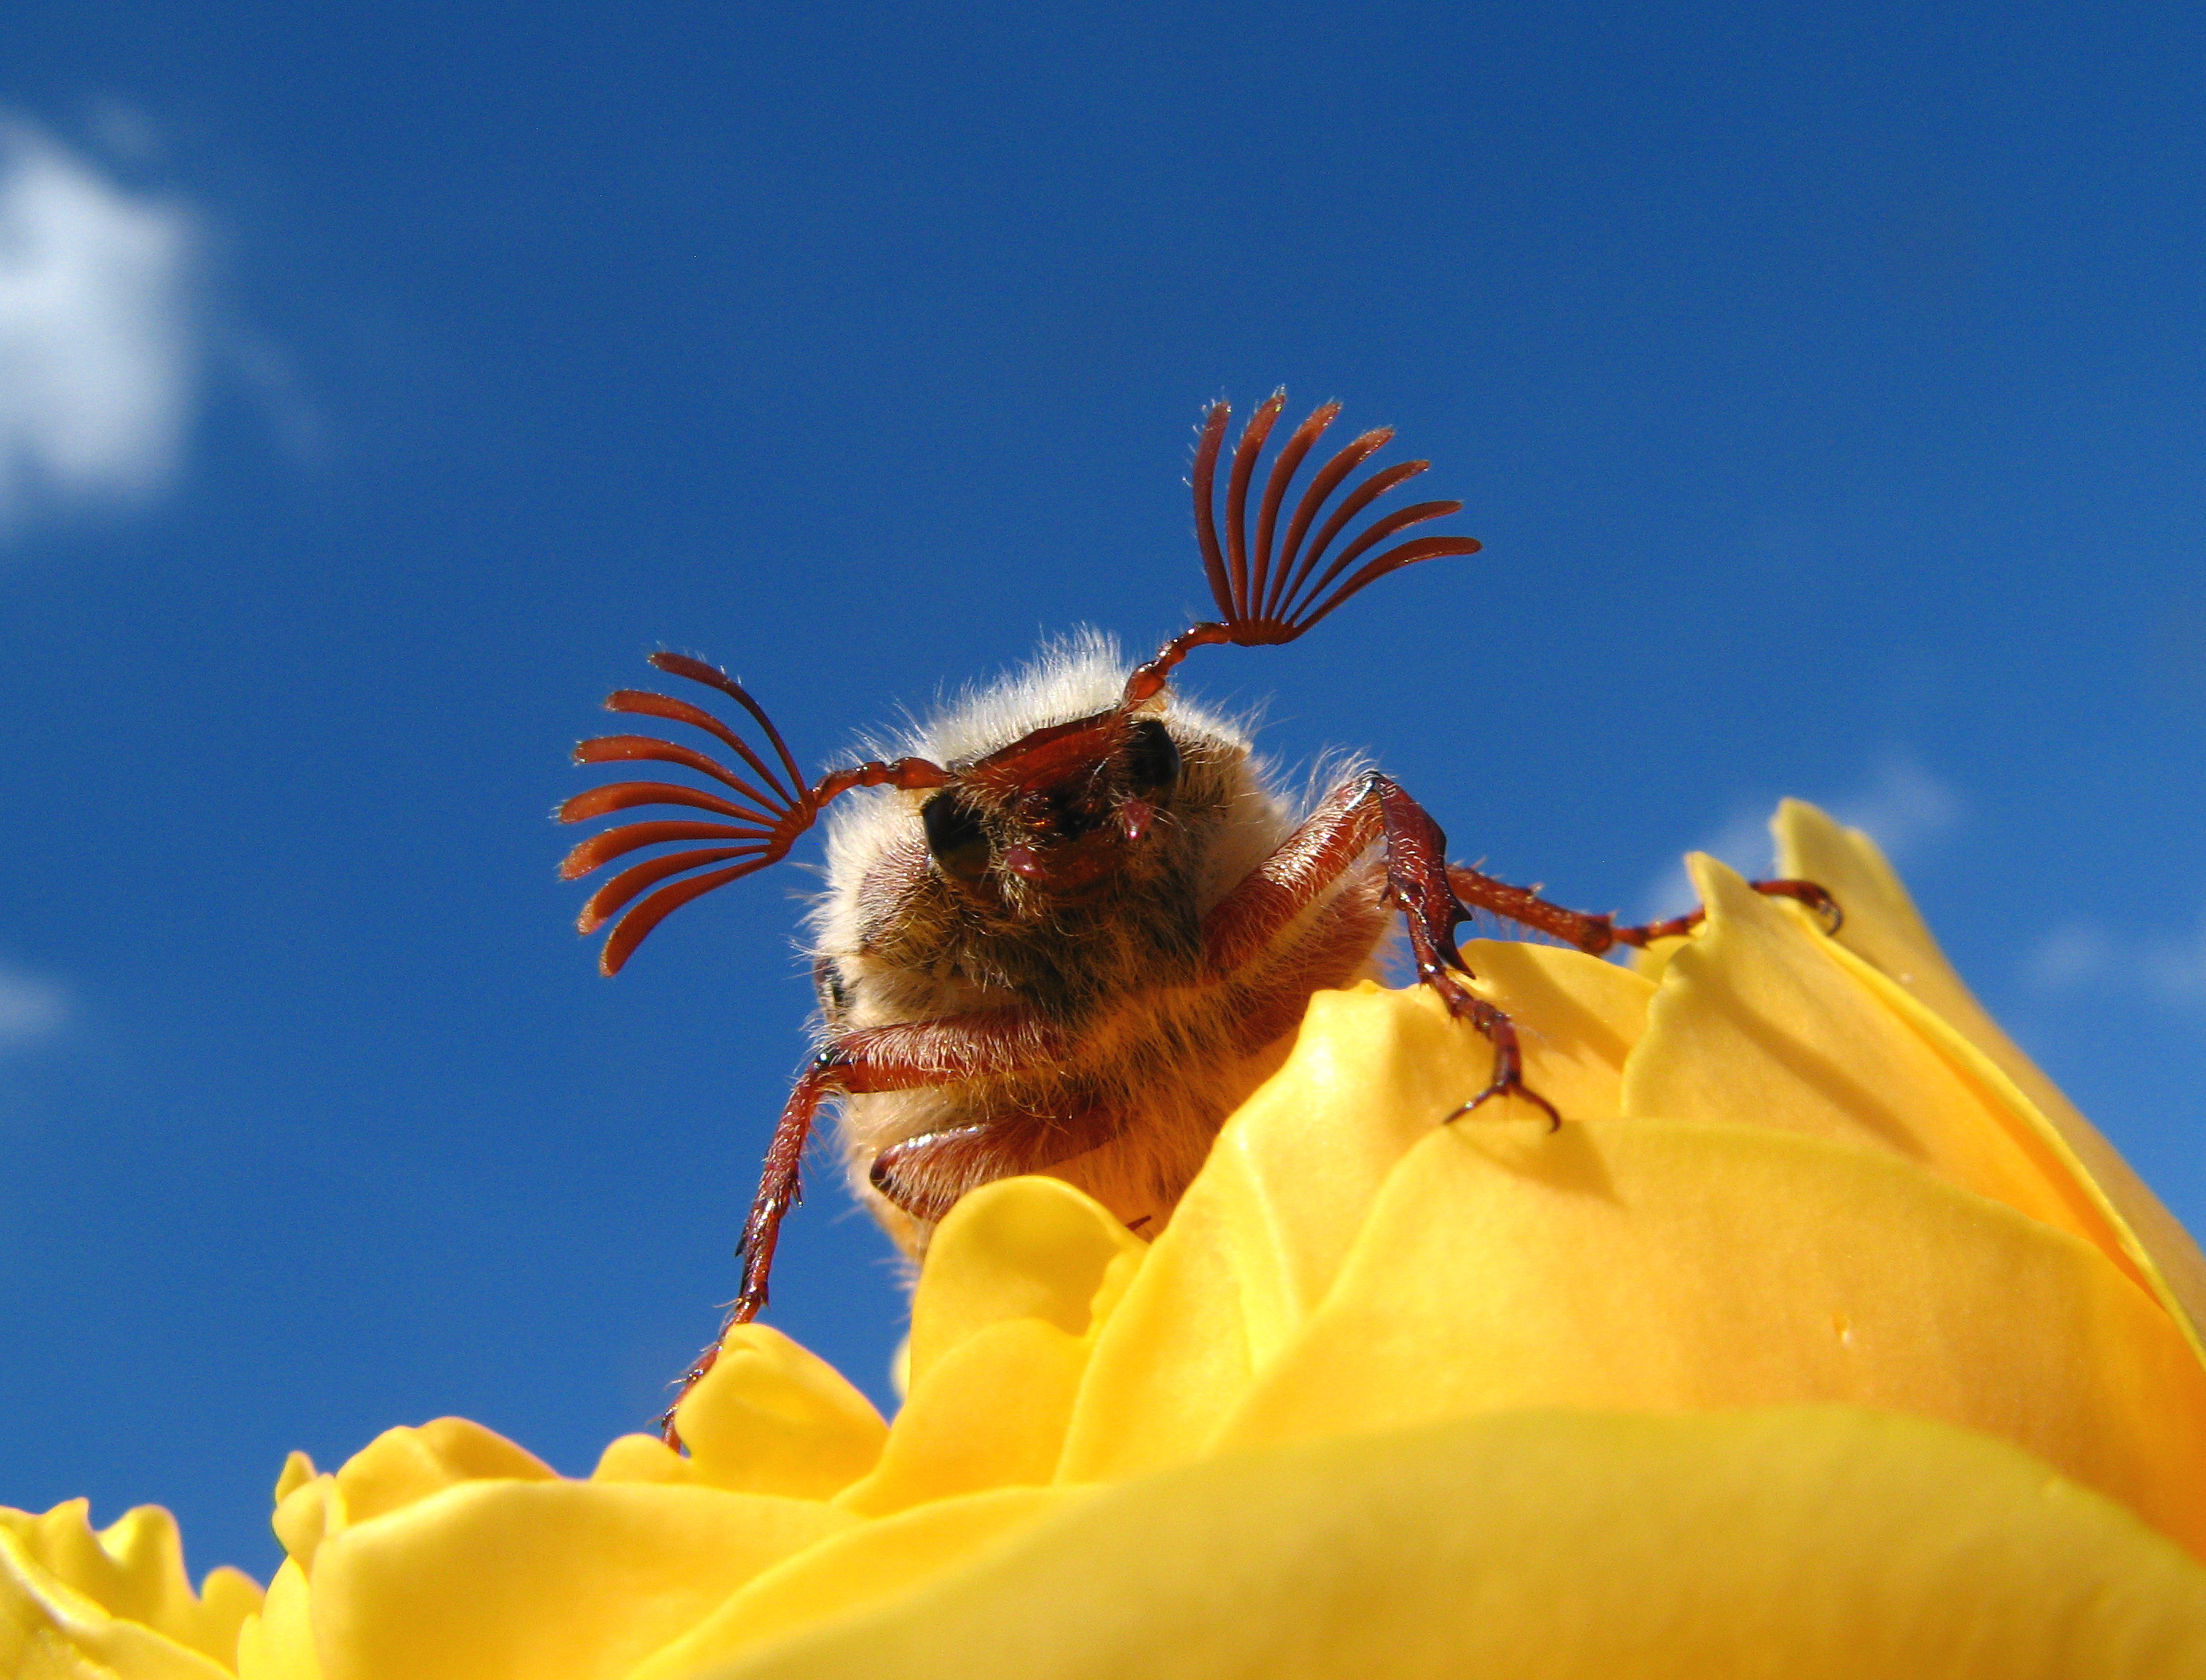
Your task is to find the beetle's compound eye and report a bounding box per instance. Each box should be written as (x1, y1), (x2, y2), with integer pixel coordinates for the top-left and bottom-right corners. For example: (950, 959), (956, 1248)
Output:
(812, 954), (852, 1018)
(1125, 718), (1180, 794)
(922, 789), (991, 880)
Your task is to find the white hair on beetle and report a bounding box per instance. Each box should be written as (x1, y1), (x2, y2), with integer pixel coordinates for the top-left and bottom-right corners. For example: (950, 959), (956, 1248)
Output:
(906, 628), (1132, 765)
(871, 628), (1247, 769)
(817, 631), (1289, 955)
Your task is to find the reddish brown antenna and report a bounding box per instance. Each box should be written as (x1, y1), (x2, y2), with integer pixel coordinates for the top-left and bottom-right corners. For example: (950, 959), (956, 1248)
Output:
(559, 653), (948, 973)
(1125, 392), (1483, 704)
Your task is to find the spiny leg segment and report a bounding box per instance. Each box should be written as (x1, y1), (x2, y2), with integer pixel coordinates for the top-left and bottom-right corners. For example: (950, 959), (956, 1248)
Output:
(1201, 770), (1560, 1125)
(657, 1010), (1066, 1445)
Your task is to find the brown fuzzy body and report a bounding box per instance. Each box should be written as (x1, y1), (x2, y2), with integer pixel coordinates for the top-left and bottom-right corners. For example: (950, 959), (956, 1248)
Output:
(808, 635), (1389, 1253)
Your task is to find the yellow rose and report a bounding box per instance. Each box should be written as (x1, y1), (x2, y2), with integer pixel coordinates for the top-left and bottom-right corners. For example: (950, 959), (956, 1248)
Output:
(12, 801), (2206, 1677)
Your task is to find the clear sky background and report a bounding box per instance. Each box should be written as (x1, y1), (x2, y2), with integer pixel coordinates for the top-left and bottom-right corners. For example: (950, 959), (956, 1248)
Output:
(4, 2), (2204, 1584)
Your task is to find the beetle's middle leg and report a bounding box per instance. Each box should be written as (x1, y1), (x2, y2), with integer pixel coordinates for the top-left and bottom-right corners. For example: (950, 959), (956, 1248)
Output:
(868, 1098), (1129, 1226)
(1442, 863), (1839, 950)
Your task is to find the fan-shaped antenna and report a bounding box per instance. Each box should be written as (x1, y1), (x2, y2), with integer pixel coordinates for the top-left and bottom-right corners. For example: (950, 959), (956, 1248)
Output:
(1125, 392), (1483, 704)
(559, 653), (948, 973)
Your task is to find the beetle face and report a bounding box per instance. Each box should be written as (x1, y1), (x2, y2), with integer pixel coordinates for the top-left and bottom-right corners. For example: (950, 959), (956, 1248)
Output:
(922, 706), (1183, 900)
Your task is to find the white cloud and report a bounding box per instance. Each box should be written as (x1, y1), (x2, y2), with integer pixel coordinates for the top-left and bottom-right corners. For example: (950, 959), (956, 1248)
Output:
(2023, 913), (2206, 1012)
(0, 116), (201, 535)
(1826, 753), (1962, 861)
(0, 958), (67, 1052)
(2143, 920), (2206, 1008)
(1640, 806), (1775, 923)
(1639, 753), (1961, 923)
(2023, 921), (2114, 993)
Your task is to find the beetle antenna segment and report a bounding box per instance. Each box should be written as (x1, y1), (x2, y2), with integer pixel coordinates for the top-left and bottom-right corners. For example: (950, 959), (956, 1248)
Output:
(560, 656), (950, 974)
(1206, 390), (1484, 637)
(1127, 392), (1483, 703)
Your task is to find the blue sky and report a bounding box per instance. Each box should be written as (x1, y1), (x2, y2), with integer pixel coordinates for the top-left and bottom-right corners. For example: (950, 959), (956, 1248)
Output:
(4, 2), (2204, 1583)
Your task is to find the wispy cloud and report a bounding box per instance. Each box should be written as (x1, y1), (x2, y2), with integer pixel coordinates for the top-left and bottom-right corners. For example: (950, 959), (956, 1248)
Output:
(2032, 913), (2206, 1011)
(2145, 923), (2206, 1005)
(2023, 920), (2114, 992)
(0, 115), (202, 536)
(1641, 753), (1963, 921)
(1825, 753), (1961, 860)
(0, 957), (68, 1052)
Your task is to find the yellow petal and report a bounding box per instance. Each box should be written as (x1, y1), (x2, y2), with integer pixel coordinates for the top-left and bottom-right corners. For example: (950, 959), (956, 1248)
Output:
(332, 1417), (555, 1526)
(627, 1487), (1079, 1680)
(835, 1317), (1092, 1517)
(906, 1177), (1147, 1391)
(1776, 797), (2206, 1351)
(1456, 937), (1655, 1119)
(0, 1517), (237, 1680)
(1216, 1115), (2206, 1556)
(672, 1325), (889, 1500)
(589, 1434), (699, 1486)
(701, 1409), (2206, 1680)
(272, 1416), (561, 1579)
(267, 1478), (342, 1580)
(1623, 855), (2157, 1303)
(1824, 919), (2206, 1371)
(818, 1178), (1146, 1515)
(305, 1481), (853, 1680)
(1058, 955), (1652, 1485)
(1056, 983), (1483, 1482)
(195, 1573), (262, 1667)
(1629, 930), (1692, 983)
(0, 1500), (261, 1672)
(271, 1455), (315, 1507)
(234, 1560), (321, 1680)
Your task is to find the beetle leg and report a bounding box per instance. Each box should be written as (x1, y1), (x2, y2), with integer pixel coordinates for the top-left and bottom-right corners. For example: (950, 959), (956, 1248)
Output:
(1440, 868), (1836, 955)
(1203, 770), (1561, 1126)
(1370, 779), (1561, 1128)
(661, 1007), (1062, 1446)
(869, 1104), (1122, 1225)
(1606, 878), (1842, 946)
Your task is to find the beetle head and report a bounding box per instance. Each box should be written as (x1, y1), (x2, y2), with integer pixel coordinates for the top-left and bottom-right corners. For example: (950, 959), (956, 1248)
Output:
(920, 702), (1183, 900)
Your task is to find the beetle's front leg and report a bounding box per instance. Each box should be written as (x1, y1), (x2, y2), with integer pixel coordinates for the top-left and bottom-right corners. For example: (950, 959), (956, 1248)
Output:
(663, 1007), (1062, 1444)
(1201, 770), (1559, 1127)
(1369, 778), (1560, 1127)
